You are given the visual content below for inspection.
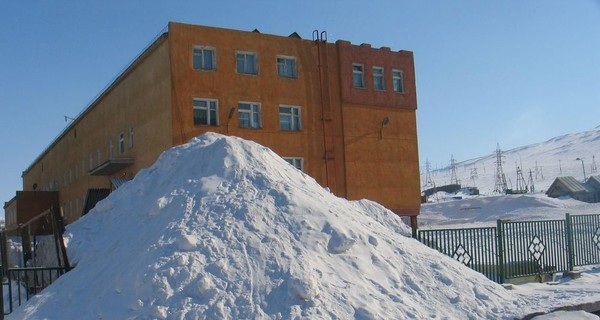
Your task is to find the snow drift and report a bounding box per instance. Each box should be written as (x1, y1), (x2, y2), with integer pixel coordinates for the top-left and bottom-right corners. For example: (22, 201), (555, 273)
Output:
(9, 133), (526, 319)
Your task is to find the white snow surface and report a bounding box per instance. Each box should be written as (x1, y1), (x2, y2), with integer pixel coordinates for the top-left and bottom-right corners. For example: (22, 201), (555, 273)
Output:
(8, 133), (528, 319)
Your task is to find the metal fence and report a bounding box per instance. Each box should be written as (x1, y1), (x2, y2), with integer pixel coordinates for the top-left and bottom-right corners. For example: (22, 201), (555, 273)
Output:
(0, 207), (71, 318)
(414, 213), (600, 283)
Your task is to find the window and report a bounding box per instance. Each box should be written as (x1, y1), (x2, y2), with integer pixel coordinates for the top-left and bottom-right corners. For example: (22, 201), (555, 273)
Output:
(109, 140), (114, 159)
(284, 157), (303, 171)
(118, 132), (125, 154)
(236, 51), (257, 74)
(89, 153), (93, 170)
(279, 105), (301, 131)
(352, 64), (365, 88)
(392, 69), (404, 93)
(193, 99), (219, 126)
(97, 148), (101, 164)
(193, 46), (216, 71)
(238, 102), (261, 129)
(277, 56), (297, 78)
(128, 127), (134, 149)
(373, 67), (385, 91)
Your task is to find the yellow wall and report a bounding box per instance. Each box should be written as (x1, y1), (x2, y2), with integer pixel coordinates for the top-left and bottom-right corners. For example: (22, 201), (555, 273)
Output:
(22, 37), (173, 223)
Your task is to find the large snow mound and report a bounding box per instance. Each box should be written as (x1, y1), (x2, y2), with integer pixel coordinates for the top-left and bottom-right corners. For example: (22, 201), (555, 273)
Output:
(10, 133), (526, 319)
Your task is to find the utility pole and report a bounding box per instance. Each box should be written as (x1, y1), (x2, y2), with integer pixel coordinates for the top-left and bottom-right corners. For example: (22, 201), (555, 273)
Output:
(576, 158), (587, 181)
(493, 144), (508, 193)
(423, 159), (435, 189)
(528, 169), (535, 193)
(449, 155), (459, 185)
(514, 166), (528, 193)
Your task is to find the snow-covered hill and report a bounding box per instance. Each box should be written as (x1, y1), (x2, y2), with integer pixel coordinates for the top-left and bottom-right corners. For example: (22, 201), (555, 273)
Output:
(423, 126), (600, 194)
(8, 133), (529, 319)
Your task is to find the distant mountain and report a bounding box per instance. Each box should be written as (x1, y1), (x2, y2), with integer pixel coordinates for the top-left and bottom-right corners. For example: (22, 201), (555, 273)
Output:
(422, 126), (600, 194)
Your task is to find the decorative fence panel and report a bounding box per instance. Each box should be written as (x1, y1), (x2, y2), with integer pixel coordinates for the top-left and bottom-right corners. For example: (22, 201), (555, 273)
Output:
(499, 220), (569, 282)
(416, 227), (499, 282)
(569, 214), (600, 267)
(415, 213), (600, 284)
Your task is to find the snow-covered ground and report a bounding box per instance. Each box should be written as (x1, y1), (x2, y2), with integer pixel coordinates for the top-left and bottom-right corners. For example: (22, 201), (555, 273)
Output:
(420, 192), (600, 228)
(5, 132), (600, 319)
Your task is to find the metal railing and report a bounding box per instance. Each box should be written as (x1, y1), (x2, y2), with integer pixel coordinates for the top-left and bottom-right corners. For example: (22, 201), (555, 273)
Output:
(414, 213), (600, 283)
(0, 207), (71, 318)
(1, 266), (70, 316)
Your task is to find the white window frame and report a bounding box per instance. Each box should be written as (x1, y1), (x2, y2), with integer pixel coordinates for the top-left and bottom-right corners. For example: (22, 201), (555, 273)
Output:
(279, 105), (302, 131)
(283, 157), (304, 171)
(193, 46), (216, 71)
(193, 98), (219, 126)
(118, 132), (125, 154)
(238, 102), (261, 129)
(373, 66), (385, 91)
(128, 127), (134, 149)
(236, 51), (258, 75)
(392, 69), (405, 93)
(352, 63), (365, 88)
(277, 55), (297, 78)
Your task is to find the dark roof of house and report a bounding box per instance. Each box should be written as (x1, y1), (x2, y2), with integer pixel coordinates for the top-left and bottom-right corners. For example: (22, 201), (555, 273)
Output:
(585, 175), (600, 190)
(549, 176), (593, 194)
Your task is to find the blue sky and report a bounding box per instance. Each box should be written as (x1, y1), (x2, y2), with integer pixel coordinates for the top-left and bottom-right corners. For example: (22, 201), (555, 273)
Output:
(1, 1), (600, 206)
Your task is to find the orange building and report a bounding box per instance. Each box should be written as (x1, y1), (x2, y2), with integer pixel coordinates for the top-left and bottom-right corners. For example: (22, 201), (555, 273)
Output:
(5, 22), (421, 229)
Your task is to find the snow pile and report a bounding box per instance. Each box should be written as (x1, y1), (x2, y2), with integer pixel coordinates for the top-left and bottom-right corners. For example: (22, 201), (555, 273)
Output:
(9, 133), (526, 319)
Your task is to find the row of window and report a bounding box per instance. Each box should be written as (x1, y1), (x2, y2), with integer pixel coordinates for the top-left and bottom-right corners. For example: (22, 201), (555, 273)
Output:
(352, 64), (404, 93)
(193, 46), (297, 78)
(193, 99), (302, 131)
(39, 127), (135, 192)
(194, 45), (406, 92)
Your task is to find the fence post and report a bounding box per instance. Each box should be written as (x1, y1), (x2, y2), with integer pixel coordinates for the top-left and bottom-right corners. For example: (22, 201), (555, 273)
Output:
(497, 219), (505, 284)
(0, 262), (4, 320)
(51, 207), (71, 270)
(565, 213), (575, 271)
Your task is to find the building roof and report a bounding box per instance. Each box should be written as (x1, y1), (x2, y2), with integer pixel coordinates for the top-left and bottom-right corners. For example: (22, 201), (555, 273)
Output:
(558, 176), (592, 192)
(585, 175), (600, 190)
(546, 176), (594, 199)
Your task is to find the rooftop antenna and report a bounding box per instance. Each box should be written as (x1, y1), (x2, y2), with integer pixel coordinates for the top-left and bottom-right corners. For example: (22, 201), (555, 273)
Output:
(64, 115), (75, 122)
(493, 144), (508, 193)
